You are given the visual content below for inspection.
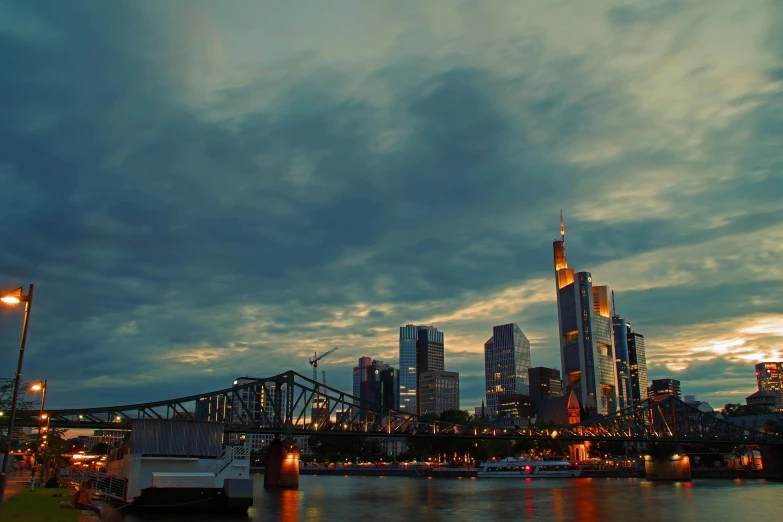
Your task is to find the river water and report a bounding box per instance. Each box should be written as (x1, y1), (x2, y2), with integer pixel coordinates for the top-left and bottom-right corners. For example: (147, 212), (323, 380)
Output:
(107, 474), (782, 522)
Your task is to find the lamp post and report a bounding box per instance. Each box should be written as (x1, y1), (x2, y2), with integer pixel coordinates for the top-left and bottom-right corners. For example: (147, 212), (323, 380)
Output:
(0, 284), (34, 508)
(29, 381), (47, 491)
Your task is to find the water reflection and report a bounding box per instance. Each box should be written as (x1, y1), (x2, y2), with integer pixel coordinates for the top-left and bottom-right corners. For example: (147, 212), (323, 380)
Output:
(110, 475), (783, 522)
(279, 489), (300, 522)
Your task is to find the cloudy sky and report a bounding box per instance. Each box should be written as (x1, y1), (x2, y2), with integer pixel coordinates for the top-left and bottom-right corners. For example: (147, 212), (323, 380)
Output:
(1, 0), (781, 413)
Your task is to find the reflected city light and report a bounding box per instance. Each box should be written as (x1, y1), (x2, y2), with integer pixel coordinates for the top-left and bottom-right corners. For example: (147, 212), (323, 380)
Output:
(279, 489), (300, 522)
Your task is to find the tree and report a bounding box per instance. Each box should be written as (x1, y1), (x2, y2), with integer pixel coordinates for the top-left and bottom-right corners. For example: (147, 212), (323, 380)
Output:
(439, 409), (474, 426)
(41, 428), (68, 465)
(90, 442), (110, 455)
(722, 403), (773, 418)
(766, 420), (783, 436)
(586, 440), (628, 459)
(67, 438), (88, 453)
(0, 377), (35, 445)
(307, 434), (384, 462)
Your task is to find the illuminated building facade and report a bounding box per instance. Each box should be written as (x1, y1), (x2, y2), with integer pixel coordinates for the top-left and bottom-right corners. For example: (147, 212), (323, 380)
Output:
(613, 315), (633, 410)
(484, 323), (531, 415)
(497, 394), (532, 418)
(755, 362), (783, 411)
(648, 378), (681, 401)
(225, 377), (284, 450)
(231, 377), (267, 423)
(419, 371), (460, 415)
(627, 326), (649, 406)
(552, 215), (619, 415)
(399, 324), (444, 414)
(85, 430), (127, 452)
(528, 367), (563, 416)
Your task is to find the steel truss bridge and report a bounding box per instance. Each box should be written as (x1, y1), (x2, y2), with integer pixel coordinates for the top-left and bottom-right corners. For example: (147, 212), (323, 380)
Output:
(11, 371), (782, 446)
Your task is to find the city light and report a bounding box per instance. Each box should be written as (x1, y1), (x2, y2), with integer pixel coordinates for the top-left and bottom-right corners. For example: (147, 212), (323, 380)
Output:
(0, 288), (22, 304)
(30, 384), (43, 391)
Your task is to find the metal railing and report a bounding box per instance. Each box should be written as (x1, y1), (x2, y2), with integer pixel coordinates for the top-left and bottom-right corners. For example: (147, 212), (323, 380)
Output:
(207, 445), (249, 476)
(68, 467), (128, 502)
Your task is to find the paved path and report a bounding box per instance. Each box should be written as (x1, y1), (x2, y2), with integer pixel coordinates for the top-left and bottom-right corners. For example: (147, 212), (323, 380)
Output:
(2, 472), (31, 503)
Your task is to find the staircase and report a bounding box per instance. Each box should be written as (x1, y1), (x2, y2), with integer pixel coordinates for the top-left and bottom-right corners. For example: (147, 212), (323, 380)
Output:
(207, 445), (250, 476)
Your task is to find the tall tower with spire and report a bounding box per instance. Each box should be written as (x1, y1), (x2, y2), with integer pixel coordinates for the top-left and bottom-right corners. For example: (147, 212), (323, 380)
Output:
(552, 213), (619, 415)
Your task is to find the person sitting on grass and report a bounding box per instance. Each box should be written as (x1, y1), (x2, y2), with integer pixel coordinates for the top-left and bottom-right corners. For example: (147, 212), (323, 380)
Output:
(73, 479), (101, 517)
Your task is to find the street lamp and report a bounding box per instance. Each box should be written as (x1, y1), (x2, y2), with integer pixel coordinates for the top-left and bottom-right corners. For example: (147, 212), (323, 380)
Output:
(0, 284), (34, 509)
(29, 380), (47, 491)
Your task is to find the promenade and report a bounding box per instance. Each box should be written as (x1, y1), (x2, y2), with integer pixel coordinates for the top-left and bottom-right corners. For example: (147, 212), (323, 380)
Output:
(1, 472), (29, 503)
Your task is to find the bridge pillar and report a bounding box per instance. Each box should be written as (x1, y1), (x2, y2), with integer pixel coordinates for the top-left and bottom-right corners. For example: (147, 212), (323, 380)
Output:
(645, 453), (691, 482)
(264, 438), (299, 489)
(759, 445), (783, 480)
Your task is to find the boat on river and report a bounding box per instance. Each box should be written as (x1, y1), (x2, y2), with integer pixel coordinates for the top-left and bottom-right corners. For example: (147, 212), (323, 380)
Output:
(478, 457), (581, 478)
(70, 419), (253, 513)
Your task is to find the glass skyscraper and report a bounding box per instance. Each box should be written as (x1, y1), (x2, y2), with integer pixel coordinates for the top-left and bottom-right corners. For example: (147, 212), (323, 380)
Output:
(553, 216), (619, 415)
(399, 324), (444, 414)
(613, 315), (633, 410)
(483, 323), (531, 416)
(528, 366), (563, 416)
(352, 357), (399, 420)
(627, 324), (648, 406)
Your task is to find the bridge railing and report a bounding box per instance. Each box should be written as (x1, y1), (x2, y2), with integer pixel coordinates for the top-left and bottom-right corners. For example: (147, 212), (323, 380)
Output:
(12, 371), (781, 446)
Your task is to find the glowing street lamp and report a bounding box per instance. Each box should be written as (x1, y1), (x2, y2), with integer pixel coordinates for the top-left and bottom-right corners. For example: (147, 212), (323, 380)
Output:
(0, 284), (34, 509)
(29, 380), (47, 491)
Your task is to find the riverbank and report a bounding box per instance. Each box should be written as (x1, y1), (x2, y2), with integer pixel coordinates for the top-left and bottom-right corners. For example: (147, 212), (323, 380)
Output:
(292, 467), (759, 479)
(297, 466), (649, 478)
(300, 466), (479, 478)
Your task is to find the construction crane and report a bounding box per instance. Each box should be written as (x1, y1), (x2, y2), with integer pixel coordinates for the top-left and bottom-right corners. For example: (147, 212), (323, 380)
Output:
(309, 345), (339, 382)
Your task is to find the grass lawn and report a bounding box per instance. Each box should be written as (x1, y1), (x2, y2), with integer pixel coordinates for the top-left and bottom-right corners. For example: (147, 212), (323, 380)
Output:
(0, 488), (79, 522)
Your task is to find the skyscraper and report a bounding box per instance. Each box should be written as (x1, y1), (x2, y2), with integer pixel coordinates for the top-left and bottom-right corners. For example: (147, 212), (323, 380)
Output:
(553, 214), (619, 415)
(627, 324), (649, 406)
(227, 377), (283, 451)
(484, 323), (531, 416)
(399, 325), (418, 413)
(755, 362), (783, 411)
(528, 367), (563, 416)
(399, 324), (444, 414)
(612, 314), (633, 410)
(231, 377), (266, 423)
(419, 371), (460, 416)
(352, 357), (399, 420)
(353, 357), (372, 400)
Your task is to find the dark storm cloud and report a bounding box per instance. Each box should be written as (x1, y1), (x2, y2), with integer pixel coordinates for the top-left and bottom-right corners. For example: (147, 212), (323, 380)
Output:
(0, 0), (781, 411)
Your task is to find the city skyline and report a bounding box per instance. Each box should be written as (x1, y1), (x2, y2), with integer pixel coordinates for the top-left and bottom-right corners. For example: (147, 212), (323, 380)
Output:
(1, 1), (782, 413)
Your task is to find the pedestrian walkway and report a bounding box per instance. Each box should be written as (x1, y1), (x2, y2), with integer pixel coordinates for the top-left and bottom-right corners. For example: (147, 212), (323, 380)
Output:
(2, 472), (30, 503)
